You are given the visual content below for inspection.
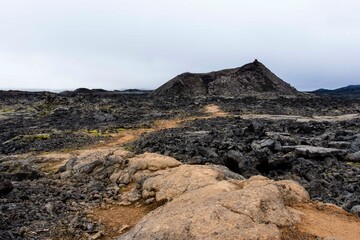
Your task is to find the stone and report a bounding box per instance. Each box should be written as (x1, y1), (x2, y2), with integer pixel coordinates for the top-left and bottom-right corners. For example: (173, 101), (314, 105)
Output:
(225, 150), (243, 161)
(252, 139), (276, 150)
(287, 145), (346, 158)
(328, 141), (351, 149)
(44, 202), (54, 215)
(346, 151), (360, 162)
(0, 179), (13, 196)
(128, 152), (181, 171)
(117, 171), (132, 185)
(197, 146), (219, 158)
(142, 189), (155, 199)
(350, 205), (360, 217)
(117, 169), (308, 240)
(350, 137), (360, 153)
(89, 231), (103, 240)
(223, 150), (243, 173)
(142, 165), (226, 201)
(145, 198), (155, 205)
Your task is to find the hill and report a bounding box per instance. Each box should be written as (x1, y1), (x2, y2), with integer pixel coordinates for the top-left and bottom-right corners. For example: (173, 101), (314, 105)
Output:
(151, 60), (299, 97)
(311, 85), (360, 97)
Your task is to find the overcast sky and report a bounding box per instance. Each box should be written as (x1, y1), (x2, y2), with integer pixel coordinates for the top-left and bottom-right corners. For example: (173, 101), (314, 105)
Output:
(1, 0), (359, 91)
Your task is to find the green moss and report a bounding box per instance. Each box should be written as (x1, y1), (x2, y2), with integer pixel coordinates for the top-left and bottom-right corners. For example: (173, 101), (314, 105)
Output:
(38, 110), (52, 117)
(62, 148), (76, 153)
(3, 133), (50, 144)
(124, 145), (136, 152)
(85, 129), (110, 137)
(119, 183), (135, 193)
(116, 128), (127, 133)
(34, 134), (50, 140)
(0, 107), (16, 113)
(39, 163), (61, 174)
(347, 162), (360, 168)
(88, 129), (100, 135)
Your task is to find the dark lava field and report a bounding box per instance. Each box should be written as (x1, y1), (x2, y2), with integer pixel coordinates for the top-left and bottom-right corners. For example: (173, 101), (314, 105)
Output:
(1, 90), (360, 239)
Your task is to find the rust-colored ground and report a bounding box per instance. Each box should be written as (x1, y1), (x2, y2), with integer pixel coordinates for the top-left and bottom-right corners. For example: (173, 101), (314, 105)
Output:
(293, 202), (360, 240)
(91, 200), (166, 239)
(203, 104), (228, 117)
(100, 104), (226, 148)
(92, 204), (149, 239)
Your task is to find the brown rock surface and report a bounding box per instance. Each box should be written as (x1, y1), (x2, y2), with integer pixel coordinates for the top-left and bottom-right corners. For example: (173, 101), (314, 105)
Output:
(117, 168), (309, 239)
(129, 152), (182, 171)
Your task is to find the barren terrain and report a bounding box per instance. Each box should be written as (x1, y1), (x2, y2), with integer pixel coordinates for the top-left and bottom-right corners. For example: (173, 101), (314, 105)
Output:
(1, 91), (360, 239)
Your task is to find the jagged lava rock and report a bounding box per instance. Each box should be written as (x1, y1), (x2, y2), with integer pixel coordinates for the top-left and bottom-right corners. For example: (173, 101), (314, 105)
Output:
(0, 179), (13, 196)
(151, 60), (299, 97)
(281, 145), (347, 158)
(346, 150), (360, 162)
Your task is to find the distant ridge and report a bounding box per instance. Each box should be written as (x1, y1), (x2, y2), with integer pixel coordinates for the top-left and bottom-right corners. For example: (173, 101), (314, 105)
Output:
(151, 60), (299, 97)
(311, 85), (360, 97)
(59, 88), (152, 95)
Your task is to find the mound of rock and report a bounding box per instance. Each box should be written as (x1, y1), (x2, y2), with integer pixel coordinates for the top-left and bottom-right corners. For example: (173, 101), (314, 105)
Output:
(151, 60), (299, 97)
(119, 173), (307, 239)
(114, 155), (360, 240)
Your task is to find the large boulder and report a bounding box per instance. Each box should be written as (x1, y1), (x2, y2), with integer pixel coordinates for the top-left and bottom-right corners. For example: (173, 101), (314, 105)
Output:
(117, 165), (309, 240)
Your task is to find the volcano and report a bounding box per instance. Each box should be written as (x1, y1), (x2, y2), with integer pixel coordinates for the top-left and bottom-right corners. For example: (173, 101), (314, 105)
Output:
(151, 60), (299, 97)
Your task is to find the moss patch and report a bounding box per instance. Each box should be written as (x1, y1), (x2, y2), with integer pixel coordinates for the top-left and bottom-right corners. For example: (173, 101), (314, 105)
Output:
(34, 134), (50, 140)
(84, 129), (111, 137)
(347, 162), (360, 168)
(123, 145), (136, 152)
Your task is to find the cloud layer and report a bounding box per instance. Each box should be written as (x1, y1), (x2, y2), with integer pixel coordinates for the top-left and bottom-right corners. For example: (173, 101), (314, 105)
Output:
(1, 0), (359, 91)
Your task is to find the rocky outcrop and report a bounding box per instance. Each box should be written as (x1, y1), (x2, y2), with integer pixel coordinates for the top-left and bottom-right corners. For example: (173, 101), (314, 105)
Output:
(52, 149), (307, 239)
(151, 60), (299, 97)
(116, 164), (308, 240)
(109, 154), (360, 240)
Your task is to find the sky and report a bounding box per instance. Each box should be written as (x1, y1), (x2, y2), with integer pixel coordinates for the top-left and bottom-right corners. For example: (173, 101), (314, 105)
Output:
(0, 0), (359, 91)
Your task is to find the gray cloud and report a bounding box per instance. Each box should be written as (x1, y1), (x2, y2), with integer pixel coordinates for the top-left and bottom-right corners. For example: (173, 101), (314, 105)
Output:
(0, 0), (359, 91)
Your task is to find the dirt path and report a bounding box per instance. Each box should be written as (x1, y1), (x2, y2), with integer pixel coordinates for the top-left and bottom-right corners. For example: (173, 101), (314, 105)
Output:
(204, 103), (360, 122)
(203, 104), (228, 117)
(40, 104), (357, 156)
(91, 204), (150, 238)
(294, 202), (360, 240)
(33, 104), (360, 175)
(28, 105), (221, 174)
(240, 113), (360, 122)
(101, 104), (227, 148)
